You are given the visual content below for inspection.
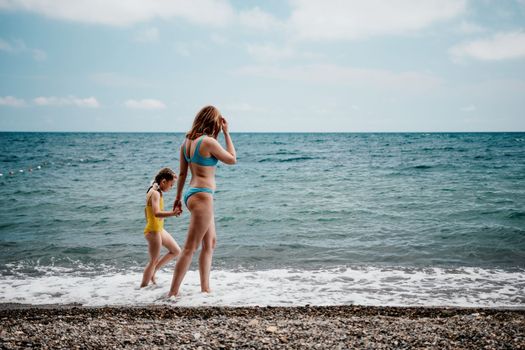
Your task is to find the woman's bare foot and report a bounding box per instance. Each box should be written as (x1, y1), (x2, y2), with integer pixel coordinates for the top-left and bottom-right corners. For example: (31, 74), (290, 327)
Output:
(201, 288), (212, 293)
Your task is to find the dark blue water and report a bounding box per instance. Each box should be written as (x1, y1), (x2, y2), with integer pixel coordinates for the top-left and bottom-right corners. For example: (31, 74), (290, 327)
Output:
(0, 132), (524, 307)
(1, 132), (524, 273)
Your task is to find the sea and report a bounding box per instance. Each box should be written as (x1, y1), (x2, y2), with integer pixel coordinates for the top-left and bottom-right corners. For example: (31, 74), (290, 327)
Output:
(0, 132), (524, 308)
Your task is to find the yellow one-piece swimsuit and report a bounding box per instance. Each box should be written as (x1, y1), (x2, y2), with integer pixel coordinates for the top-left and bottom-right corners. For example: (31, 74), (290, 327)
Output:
(144, 195), (164, 234)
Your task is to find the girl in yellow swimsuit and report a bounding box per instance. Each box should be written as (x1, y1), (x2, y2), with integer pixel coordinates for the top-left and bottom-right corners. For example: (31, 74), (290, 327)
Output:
(141, 167), (182, 288)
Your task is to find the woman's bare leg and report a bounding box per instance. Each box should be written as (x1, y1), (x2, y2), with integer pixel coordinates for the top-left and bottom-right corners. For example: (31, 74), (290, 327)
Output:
(141, 232), (161, 288)
(151, 230), (182, 284)
(199, 215), (216, 293)
(168, 193), (213, 297)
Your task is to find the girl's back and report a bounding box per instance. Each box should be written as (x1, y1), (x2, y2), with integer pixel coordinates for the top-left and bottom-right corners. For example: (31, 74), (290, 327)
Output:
(144, 188), (164, 234)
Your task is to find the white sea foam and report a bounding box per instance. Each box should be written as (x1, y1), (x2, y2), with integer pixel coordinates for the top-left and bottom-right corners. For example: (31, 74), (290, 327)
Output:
(1, 266), (524, 308)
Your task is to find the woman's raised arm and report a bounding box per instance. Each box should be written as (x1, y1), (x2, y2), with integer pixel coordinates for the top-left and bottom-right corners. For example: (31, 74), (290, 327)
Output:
(210, 118), (236, 164)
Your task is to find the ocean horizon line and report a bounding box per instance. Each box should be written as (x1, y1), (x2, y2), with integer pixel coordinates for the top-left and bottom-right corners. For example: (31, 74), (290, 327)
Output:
(1, 130), (524, 134)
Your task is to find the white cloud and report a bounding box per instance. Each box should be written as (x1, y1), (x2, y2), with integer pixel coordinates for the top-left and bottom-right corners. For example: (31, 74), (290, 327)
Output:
(288, 0), (467, 40)
(239, 7), (284, 32)
(31, 48), (46, 61)
(246, 43), (296, 62)
(245, 43), (324, 62)
(173, 41), (208, 57)
(0, 0), (234, 27)
(175, 43), (191, 57)
(450, 30), (525, 61)
(457, 21), (486, 34)
(210, 34), (229, 46)
(0, 96), (27, 107)
(236, 64), (442, 91)
(124, 99), (166, 110)
(461, 104), (476, 112)
(34, 96), (100, 108)
(0, 38), (13, 52)
(0, 38), (46, 61)
(134, 27), (159, 43)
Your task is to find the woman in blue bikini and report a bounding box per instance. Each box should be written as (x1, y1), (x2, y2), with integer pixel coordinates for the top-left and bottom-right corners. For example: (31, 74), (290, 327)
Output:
(168, 105), (236, 297)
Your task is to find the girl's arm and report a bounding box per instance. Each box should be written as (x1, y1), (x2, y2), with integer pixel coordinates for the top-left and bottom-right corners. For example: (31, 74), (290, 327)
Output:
(150, 190), (176, 218)
(173, 143), (188, 210)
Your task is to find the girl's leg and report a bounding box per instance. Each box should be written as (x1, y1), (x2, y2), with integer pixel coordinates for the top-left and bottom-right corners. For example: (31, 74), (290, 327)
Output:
(151, 230), (182, 283)
(141, 232), (162, 288)
(168, 193), (213, 297)
(199, 214), (216, 293)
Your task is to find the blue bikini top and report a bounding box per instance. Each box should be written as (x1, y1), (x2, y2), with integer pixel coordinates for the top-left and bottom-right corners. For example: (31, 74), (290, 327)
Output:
(183, 136), (218, 167)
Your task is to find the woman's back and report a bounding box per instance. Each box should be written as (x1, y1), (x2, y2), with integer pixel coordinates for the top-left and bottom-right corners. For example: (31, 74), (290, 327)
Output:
(183, 136), (217, 190)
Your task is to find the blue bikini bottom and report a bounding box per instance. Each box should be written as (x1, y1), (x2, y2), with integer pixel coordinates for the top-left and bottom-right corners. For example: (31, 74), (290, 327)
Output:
(183, 187), (214, 207)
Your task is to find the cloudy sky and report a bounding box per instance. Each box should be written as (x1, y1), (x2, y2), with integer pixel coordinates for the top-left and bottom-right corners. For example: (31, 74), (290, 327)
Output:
(0, 0), (524, 132)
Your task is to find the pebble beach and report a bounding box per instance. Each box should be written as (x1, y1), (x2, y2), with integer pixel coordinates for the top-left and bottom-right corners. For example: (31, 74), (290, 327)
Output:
(1, 304), (524, 349)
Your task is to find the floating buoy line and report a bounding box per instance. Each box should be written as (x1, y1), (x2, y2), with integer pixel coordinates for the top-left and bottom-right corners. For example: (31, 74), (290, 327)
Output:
(1, 158), (91, 178)
(1, 164), (44, 177)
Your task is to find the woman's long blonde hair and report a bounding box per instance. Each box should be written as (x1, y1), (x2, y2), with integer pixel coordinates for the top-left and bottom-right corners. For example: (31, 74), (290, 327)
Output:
(186, 105), (222, 140)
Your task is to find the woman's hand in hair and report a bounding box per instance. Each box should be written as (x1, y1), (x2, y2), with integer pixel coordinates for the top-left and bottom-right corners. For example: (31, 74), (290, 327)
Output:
(221, 117), (229, 134)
